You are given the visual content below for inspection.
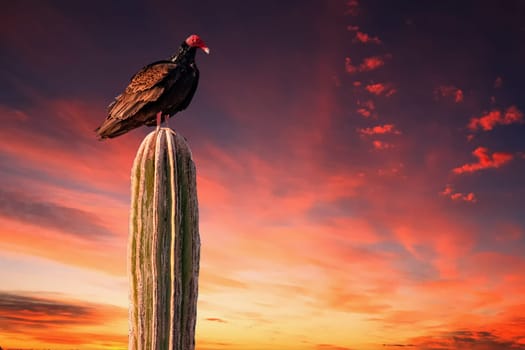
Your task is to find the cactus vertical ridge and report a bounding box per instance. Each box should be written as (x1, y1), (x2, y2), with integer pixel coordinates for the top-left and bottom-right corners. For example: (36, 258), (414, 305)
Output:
(129, 128), (199, 350)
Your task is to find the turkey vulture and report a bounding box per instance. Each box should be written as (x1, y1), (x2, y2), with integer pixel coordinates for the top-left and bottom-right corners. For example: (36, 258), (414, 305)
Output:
(95, 34), (209, 139)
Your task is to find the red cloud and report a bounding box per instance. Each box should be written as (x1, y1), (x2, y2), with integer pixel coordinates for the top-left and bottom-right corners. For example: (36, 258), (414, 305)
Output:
(455, 90), (464, 102)
(356, 99), (375, 118)
(385, 88), (397, 97)
(359, 124), (400, 135)
(468, 105), (524, 131)
(366, 83), (396, 96)
(440, 185), (477, 203)
(354, 31), (382, 44)
(357, 108), (371, 118)
(372, 140), (393, 150)
(453, 147), (513, 174)
(345, 56), (389, 74)
(345, 57), (357, 74)
(366, 83), (385, 95)
(360, 56), (385, 71)
(434, 85), (464, 103)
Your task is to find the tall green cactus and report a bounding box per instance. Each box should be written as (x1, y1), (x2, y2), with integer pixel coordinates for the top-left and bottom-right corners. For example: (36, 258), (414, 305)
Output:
(128, 128), (200, 350)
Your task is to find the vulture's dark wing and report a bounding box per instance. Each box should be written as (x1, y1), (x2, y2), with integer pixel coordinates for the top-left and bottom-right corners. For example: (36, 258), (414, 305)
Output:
(95, 61), (178, 138)
(108, 61), (177, 120)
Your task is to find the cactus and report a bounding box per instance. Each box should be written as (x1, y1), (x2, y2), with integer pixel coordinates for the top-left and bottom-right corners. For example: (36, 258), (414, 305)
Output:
(128, 128), (200, 350)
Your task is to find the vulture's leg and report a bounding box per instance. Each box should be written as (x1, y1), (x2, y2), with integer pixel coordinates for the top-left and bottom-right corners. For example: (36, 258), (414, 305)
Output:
(155, 111), (162, 132)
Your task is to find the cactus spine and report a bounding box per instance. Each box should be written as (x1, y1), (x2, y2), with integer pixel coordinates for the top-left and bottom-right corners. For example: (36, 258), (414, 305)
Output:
(129, 128), (200, 350)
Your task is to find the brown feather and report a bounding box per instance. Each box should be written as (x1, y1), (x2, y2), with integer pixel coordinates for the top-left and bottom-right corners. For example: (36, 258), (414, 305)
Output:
(126, 64), (175, 93)
(109, 87), (165, 120)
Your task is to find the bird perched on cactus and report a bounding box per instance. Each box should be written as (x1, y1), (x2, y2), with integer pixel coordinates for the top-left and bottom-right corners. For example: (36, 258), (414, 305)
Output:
(95, 34), (209, 139)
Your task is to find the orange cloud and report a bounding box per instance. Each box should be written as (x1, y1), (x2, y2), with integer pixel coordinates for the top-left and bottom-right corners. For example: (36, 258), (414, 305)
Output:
(354, 31), (382, 44)
(0, 188), (113, 239)
(468, 105), (524, 131)
(316, 344), (354, 350)
(453, 147), (513, 174)
(0, 291), (126, 349)
(440, 185), (477, 203)
(0, 102), (139, 196)
(408, 328), (525, 350)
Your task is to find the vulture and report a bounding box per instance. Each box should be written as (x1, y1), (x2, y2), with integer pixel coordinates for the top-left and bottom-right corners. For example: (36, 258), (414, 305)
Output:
(95, 34), (209, 139)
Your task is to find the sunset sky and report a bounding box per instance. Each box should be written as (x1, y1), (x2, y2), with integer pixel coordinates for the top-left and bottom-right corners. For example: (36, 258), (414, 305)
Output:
(1, 0), (525, 349)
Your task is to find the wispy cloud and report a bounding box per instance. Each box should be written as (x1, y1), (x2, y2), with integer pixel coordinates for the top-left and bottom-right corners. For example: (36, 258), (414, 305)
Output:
(0, 188), (114, 239)
(409, 329), (525, 350)
(382, 344), (414, 347)
(316, 344), (354, 350)
(453, 147), (513, 174)
(440, 185), (477, 203)
(0, 291), (126, 347)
